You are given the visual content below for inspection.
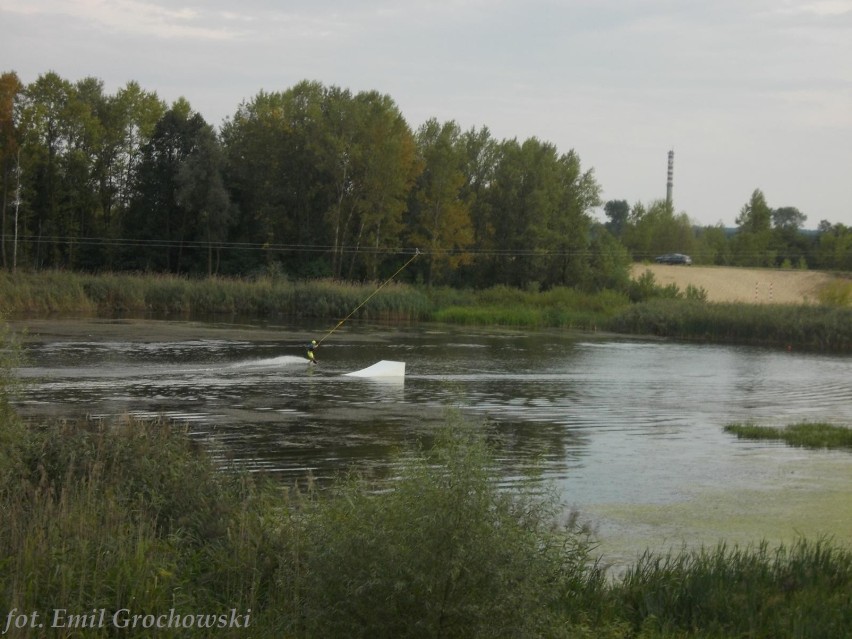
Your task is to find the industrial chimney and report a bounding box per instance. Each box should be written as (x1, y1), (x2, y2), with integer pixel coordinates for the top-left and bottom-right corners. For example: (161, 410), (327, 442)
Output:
(666, 149), (674, 210)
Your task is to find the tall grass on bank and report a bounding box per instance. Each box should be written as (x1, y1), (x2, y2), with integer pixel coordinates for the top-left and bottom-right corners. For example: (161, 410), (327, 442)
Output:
(0, 271), (97, 315)
(607, 299), (852, 352)
(430, 286), (630, 329)
(0, 416), (285, 637)
(0, 271), (431, 321)
(817, 278), (852, 307)
(725, 422), (852, 451)
(1, 409), (851, 637)
(617, 539), (852, 638)
(4, 270), (852, 352)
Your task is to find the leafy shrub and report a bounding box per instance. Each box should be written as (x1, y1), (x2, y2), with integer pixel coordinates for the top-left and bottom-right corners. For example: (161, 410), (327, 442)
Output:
(288, 419), (603, 638)
(817, 279), (852, 307)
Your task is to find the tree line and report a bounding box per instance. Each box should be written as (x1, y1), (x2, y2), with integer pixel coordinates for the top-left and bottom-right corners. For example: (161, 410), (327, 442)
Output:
(1, 70), (849, 291)
(604, 191), (851, 271)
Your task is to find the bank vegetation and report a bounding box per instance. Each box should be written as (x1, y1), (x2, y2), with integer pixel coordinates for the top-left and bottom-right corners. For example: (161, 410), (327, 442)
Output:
(0, 410), (850, 638)
(725, 422), (852, 451)
(2, 270), (851, 352)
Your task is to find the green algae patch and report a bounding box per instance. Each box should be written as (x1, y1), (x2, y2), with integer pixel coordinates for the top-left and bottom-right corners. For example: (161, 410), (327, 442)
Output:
(590, 456), (852, 572)
(725, 421), (852, 450)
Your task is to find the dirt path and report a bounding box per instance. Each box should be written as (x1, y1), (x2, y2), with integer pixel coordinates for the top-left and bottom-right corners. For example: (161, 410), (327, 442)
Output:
(630, 264), (838, 304)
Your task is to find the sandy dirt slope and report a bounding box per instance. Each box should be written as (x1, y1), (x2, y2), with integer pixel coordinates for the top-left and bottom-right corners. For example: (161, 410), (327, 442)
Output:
(630, 264), (838, 304)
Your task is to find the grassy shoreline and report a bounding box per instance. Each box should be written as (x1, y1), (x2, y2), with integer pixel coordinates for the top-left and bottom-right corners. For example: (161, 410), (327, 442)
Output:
(1, 413), (850, 638)
(2, 270), (851, 352)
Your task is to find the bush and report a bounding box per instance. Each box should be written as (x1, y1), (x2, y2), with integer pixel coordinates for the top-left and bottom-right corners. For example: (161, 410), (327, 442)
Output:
(288, 418), (604, 638)
(817, 279), (852, 307)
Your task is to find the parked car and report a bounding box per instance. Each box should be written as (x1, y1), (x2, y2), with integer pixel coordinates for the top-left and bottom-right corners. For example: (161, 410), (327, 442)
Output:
(654, 253), (692, 265)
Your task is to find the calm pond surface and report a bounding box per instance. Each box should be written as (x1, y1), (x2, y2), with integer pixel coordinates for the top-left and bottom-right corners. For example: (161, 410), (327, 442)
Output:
(13, 317), (852, 563)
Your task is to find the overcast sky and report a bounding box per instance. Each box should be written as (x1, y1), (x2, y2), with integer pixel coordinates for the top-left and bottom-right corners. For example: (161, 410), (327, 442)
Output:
(3, 0), (851, 228)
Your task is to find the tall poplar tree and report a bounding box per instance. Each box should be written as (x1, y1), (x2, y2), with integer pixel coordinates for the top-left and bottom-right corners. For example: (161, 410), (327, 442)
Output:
(459, 126), (499, 287)
(733, 188), (774, 266)
(222, 85), (327, 274)
(18, 71), (100, 268)
(486, 138), (599, 289)
(122, 100), (208, 273)
(407, 118), (473, 286)
(343, 90), (418, 280)
(0, 71), (23, 269)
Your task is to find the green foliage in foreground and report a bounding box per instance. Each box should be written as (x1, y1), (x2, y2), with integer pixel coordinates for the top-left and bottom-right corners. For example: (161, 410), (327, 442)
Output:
(0, 415), (604, 638)
(1, 407), (851, 637)
(725, 422), (852, 451)
(0, 416), (280, 636)
(290, 422), (606, 639)
(621, 539), (852, 638)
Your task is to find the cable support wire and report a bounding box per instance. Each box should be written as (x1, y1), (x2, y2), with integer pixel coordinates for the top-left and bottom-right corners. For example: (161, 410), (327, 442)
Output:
(9, 235), (791, 261)
(11, 235), (419, 255)
(11, 235), (623, 258)
(5, 235), (536, 256)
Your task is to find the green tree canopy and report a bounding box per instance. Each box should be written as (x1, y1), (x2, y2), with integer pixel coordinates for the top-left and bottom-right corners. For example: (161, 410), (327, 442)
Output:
(176, 122), (231, 276)
(622, 200), (695, 261)
(0, 71), (24, 269)
(732, 189), (774, 266)
(121, 103), (210, 273)
(603, 199), (629, 237)
(407, 118), (473, 286)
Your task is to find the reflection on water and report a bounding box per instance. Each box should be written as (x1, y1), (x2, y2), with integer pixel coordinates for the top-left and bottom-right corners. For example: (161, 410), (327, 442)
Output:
(14, 321), (852, 514)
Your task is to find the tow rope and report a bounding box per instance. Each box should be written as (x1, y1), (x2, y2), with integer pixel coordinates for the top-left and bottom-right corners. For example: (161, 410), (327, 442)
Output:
(316, 248), (420, 346)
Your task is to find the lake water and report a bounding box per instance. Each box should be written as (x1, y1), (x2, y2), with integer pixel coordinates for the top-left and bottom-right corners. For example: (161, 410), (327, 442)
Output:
(13, 318), (852, 564)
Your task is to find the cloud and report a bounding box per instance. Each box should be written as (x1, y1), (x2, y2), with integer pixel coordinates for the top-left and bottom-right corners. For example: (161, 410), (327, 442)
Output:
(777, 0), (852, 17)
(1, 0), (244, 40)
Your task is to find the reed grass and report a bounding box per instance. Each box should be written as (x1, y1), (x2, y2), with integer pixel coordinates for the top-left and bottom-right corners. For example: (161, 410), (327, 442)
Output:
(3, 270), (852, 350)
(1, 406), (851, 637)
(430, 286), (629, 330)
(615, 538), (852, 638)
(607, 299), (852, 352)
(816, 279), (852, 307)
(0, 271), (95, 315)
(724, 422), (852, 451)
(0, 415), (287, 637)
(0, 271), (431, 321)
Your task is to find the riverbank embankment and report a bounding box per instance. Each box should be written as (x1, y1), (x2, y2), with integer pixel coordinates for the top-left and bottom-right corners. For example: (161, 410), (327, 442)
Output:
(3, 269), (851, 351)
